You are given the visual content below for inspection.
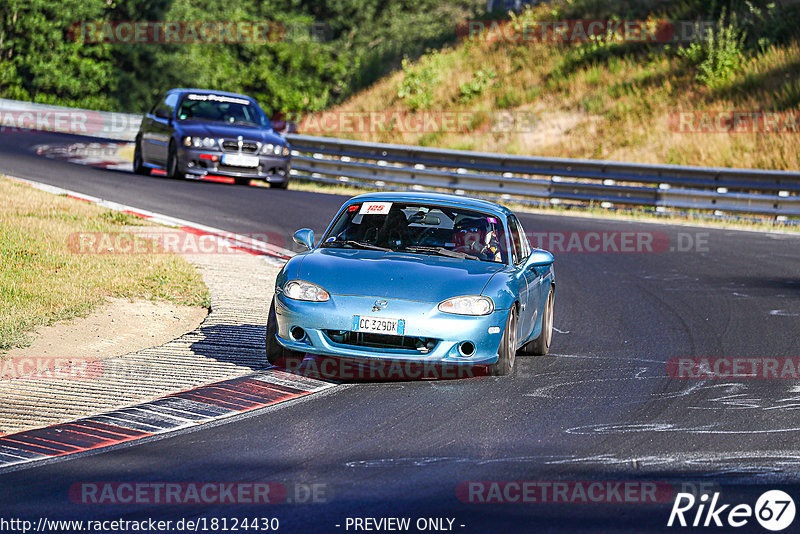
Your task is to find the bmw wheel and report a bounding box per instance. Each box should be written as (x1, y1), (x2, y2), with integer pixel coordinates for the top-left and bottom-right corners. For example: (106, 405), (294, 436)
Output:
(133, 138), (148, 175)
(166, 141), (184, 180)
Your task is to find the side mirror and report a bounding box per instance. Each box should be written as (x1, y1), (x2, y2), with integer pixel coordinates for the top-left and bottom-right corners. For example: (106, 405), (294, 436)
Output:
(154, 108), (171, 120)
(293, 228), (315, 250)
(525, 250), (554, 274)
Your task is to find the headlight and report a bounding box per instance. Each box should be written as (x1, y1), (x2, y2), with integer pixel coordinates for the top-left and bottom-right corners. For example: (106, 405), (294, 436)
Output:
(190, 137), (217, 148)
(438, 296), (494, 316)
(183, 136), (192, 147)
(262, 143), (286, 156)
(284, 280), (330, 302)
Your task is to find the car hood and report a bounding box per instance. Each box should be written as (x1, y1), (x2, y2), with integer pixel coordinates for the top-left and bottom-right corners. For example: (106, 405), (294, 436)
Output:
(177, 120), (285, 144)
(296, 249), (505, 303)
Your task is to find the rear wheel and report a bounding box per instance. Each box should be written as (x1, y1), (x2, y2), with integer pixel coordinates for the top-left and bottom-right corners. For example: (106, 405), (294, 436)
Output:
(166, 141), (184, 180)
(490, 307), (518, 376)
(132, 138), (148, 175)
(270, 180), (289, 189)
(265, 298), (305, 369)
(522, 286), (554, 356)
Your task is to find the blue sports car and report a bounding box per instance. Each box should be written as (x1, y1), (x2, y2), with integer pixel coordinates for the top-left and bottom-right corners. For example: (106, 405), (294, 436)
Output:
(266, 192), (555, 376)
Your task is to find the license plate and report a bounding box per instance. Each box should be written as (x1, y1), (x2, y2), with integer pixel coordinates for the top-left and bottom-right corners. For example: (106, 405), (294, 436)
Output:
(222, 154), (259, 167)
(352, 315), (406, 336)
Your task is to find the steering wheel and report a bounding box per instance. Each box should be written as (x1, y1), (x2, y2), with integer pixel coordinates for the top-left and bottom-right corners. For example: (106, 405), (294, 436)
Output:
(384, 230), (404, 248)
(362, 227), (379, 244)
(415, 227), (441, 246)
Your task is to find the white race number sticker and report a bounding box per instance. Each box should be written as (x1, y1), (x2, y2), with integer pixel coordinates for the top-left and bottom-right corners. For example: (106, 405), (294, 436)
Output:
(359, 202), (393, 215)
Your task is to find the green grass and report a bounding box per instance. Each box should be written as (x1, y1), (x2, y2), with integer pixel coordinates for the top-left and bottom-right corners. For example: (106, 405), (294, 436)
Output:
(0, 177), (209, 352)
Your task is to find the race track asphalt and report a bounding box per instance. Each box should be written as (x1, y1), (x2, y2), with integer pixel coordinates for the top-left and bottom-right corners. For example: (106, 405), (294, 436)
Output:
(1, 131), (800, 533)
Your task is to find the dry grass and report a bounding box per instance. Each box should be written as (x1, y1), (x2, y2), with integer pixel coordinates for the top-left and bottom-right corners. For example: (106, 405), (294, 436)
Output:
(318, 2), (800, 170)
(0, 177), (209, 351)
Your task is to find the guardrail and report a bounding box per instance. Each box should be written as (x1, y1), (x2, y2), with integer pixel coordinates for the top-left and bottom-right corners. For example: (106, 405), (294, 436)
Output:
(0, 98), (142, 141)
(2, 98), (798, 218)
(285, 134), (800, 218)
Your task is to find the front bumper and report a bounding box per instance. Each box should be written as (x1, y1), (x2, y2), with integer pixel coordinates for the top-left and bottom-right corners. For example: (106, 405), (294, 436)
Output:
(273, 292), (506, 365)
(177, 147), (290, 182)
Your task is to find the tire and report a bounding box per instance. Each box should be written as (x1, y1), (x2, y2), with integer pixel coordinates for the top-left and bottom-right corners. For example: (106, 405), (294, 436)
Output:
(270, 180), (289, 189)
(166, 141), (184, 180)
(522, 286), (554, 356)
(265, 298), (305, 369)
(490, 307), (518, 376)
(234, 178), (251, 186)
(132, 138), (148, 175)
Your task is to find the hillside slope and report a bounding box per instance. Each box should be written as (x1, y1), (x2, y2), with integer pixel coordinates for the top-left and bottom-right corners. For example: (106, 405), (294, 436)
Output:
(318, 0), (800, 170)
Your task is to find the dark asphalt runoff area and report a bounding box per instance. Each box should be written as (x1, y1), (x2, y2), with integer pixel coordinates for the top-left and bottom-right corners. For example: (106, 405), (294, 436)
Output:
(1, 131), (800, 533)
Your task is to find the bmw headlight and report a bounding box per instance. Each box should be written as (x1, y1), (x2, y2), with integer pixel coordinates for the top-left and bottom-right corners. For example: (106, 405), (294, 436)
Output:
(438, 296), (494, 316)
(183, 136), (217, 149)
(284, 280), (330, 302)
(193, 137), (217, 148)
(262, 143), (286, 156)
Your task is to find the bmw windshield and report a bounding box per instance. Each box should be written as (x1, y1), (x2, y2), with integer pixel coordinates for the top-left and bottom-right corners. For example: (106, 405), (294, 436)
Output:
(176, 93), (269, 127)
(320, 201), (509, 264)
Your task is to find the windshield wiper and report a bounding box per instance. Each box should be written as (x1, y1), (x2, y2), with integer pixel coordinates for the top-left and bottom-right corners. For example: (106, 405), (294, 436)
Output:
(402, 245), (480, 261)
(323, 240), (392, 252)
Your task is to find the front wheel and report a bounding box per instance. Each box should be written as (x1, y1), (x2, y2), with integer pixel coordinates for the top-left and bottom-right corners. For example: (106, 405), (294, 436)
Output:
(265, 298), (305, 369)
(166, 141), (184, 180)
(132, 139), (148, 175)
(521, 286), (554, 356)
(490, 307), (518, 376)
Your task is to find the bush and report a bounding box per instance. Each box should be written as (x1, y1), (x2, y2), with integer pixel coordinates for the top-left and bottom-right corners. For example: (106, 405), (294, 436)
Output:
(678, 8), (745, 88)
(396, 57), (441, 111)
(459, 69), (497, 102)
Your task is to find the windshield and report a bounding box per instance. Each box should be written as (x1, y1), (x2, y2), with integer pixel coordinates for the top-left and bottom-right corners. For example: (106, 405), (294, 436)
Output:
(320, 201), (509, 264)
(176, 93), (268, 127)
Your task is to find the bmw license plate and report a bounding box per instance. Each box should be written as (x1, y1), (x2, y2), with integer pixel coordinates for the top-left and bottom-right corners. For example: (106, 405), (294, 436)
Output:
(352, 315), (406, 336)
(222, 154), (259, 167)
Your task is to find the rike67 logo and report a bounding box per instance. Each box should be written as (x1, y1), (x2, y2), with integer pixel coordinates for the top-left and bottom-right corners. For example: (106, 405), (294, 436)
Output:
(668, 490), (795, 531)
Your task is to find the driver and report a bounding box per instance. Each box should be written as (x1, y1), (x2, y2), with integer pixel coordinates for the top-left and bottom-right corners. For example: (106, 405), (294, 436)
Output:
(453, 217), (502, 261)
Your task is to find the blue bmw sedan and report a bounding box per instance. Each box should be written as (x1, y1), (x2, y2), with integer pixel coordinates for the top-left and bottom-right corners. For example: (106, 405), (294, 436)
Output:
(133, 88), (291, 187)
(266, 192), (555, 376)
